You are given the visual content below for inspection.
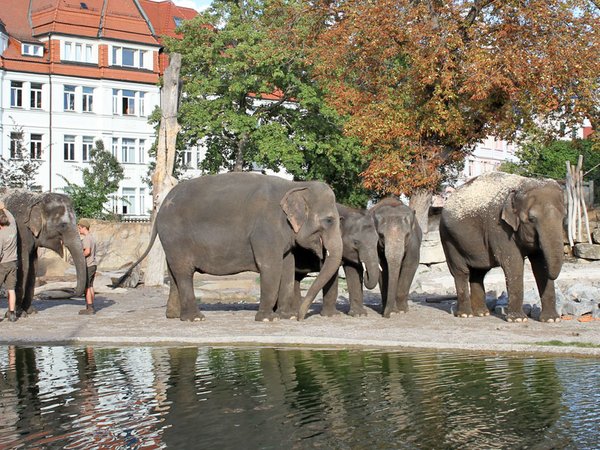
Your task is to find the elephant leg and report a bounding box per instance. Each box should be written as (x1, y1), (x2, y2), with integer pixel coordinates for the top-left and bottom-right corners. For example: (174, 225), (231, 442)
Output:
(503, 256), (526, 322)
(320, 272), (340, 317)
(169, 263), (204, 322)
(395, 258), (419, 314)
(469, 268), (490, 317)
(255, 252), (283, 322)
(529, 254), (560, 323)
(345, 265), (367, 317)
(165, 264), (181, 319)
(276, 252), (297, 319)
(292, 279), (302, 312)
(379, 263), (389, 315)
(17, 252), (37, 317)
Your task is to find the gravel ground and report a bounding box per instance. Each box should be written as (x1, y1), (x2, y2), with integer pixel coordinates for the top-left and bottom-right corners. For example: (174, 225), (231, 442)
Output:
(1, 260), (599, 356)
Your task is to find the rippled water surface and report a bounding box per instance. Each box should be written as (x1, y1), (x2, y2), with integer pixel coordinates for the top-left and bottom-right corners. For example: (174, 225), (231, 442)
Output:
(1, 346), (599, 449)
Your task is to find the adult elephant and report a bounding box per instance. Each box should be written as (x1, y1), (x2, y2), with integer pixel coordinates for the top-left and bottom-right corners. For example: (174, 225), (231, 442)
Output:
(370, 197), (422, 318)
(439, 172), (565, 323)
(0, 189), (87, 316)
(287, 204), (380, 318)
(118, 173), (343, 322)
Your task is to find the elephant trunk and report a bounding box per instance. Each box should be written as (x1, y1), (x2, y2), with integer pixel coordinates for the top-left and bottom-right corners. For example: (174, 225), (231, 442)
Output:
(539, 220), (564, 280)
(64, 229), (87, 297)
(382, 241), (404, 316)
(298, 232), (343, 320)
(360, 246), (380, 290)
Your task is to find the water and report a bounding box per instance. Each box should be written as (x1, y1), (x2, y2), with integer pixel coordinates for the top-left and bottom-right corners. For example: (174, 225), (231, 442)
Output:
(0, 346), (599, 449)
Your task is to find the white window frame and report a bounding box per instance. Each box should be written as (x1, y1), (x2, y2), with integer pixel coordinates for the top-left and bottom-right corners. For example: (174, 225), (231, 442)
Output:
(9, 132), (20, 159)
(122, 90), (136, 115)
(82, 87), (94, 112)
(30, 83), (43, 109)
(22, 43), (43, 57)
(121, 138), (136, 163)
(30, 134), (43, 160)
(63, 40), (94, 63)
(138, 139), (146, 164)
(64, 85), (76, 111)
(122, 188), (137, 215)
(10, 81), (23, 108)
(111, 46), (148, 69)
(64, 135), (76, 161)
(82, 136), (94, 162)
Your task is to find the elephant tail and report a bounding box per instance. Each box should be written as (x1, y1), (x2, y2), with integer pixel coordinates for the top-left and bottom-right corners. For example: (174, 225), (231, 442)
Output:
(113, 218), (160, 288)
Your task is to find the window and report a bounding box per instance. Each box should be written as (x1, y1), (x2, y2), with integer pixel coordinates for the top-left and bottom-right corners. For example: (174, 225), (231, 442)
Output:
(64, 85), (75, 111)
(139, 188), (146, 215)
(122, 188), (136, 215)
(82, 87), (93, 112)
(138, 139), (146, 164)
(30, 83), (42, 109)
(22, 43), (43, 57)
(182, 148), (193, 166)
(112, 137), (119, 158)
(64, 135), (75, 161)
(63, 41), (94, 63)
(10, 81), (23, 107)
(30, 134), (43, 159)
(121, 138), (136, 163)
(173, 17), (183, 27)
(82, 136), (94, 161)
(9, 132), (20, 159)
(111, 46), (147, 69)
(122, 90), (136, 115)
(139, 92), (145, 116)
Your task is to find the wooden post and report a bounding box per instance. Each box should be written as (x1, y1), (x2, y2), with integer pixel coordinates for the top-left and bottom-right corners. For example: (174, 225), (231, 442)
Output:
(566, 161), (574, 247)
(144, 53), (182, 286)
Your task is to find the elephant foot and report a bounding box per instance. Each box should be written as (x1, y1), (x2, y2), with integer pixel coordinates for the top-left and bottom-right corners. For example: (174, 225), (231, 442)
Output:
(166, 310), (181, 319)
(455, 307), (474, 318)
(320, 307), (341, 317)
(348, 307), (368, 317)
(255, 311), (279, 322)
(506, 311), (528, 323)
(539, 310), (561, 323)
(180, 311), (206, 322)
(473, 308), (490, 317)
(26, 306), (38, 315)
(277, 310), (297, 320)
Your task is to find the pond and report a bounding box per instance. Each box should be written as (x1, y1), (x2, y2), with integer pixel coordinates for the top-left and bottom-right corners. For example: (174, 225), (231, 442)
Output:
(0, 346), (599, 449)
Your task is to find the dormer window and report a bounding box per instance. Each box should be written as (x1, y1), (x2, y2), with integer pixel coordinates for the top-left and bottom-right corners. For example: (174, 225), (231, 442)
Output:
(111, 45), (148, 69)
(22, 43), (43, 57)
(63, 40), (95, 63)
(174, 17), (183, 27)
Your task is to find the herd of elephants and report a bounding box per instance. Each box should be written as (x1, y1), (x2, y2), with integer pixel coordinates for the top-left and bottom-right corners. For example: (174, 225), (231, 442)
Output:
(1, 170), (566, 324)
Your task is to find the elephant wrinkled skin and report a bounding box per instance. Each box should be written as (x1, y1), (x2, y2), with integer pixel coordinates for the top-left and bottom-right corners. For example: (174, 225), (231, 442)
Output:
(0, 189), (87, 316)
(119, 173), (343, 322)
(439, 172), (566, 323)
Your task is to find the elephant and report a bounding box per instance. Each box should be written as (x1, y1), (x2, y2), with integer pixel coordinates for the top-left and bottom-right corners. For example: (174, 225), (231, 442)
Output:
(286, 204), (380, 318)
(0, 189), (87, 316)
(439, 171), (566, 323)
(118, 173), (343, 322)
(370, 197), (422, 318)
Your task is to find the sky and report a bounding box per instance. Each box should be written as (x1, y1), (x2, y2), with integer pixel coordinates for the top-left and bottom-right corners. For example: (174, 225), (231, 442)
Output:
(171, 0), (212, 11)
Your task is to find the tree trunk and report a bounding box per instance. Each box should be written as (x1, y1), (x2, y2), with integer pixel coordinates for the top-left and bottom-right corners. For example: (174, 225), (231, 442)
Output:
(145, 53), (182, 286)
(409, 188), (432, 235)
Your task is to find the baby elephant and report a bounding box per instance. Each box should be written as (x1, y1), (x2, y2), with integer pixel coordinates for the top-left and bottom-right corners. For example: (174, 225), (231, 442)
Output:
(439, 172), (565, 323)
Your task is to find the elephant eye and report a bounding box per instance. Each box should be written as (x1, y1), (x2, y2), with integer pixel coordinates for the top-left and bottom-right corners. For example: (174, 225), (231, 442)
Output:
(322, 216), (335, 228)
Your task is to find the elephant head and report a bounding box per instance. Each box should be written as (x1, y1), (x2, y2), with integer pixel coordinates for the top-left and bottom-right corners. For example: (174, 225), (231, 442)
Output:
(27, 193), (87, 297)
(338, 204), (380, 290)
(501, 182), (566, 280)
(281, 183), (343, 319)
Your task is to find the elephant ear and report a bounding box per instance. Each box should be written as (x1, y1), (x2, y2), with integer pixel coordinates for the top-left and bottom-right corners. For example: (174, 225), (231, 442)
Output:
(26, 202), (44, 237)
(281, 187), (308, 233)
(501, 190), (519, 232)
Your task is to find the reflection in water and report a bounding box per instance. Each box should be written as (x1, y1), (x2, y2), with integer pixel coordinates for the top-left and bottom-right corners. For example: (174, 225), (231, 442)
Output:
(0, 345), (598, 449)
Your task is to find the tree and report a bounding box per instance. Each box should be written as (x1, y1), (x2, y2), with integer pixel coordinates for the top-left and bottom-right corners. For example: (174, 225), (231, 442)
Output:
(60, 140), (124, 219)
(165, 0), (370, 206)
(299, 0), (600, 229)
(0, 124), (41, 189)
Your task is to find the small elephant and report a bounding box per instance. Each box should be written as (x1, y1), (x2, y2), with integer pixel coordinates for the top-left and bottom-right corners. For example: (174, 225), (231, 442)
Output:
(370, 197), (422, 318)
(119, 173), (343, 322)
(439, 172), (565, 323)
(0, 189), (87, 316)
(288, 204), (380, 317)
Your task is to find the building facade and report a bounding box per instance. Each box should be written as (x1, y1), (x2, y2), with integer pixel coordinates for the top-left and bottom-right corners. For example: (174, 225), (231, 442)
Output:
(0, 0), (197, 218)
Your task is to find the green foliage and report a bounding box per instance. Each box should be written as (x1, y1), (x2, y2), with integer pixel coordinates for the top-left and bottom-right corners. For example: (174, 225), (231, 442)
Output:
(0, 124), (42, 189)
(60, 140), (124, 219)
(499, 137), (600, 200)
(165, 0), (370, 207)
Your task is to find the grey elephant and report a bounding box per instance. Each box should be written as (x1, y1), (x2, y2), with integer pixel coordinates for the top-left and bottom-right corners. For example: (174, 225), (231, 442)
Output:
(370, 197), (422, 318)
(119, 173), (343, 322)
(287, 204), (380, 317)
(0, 189), (87, 316)
(439, 172), (565, 323)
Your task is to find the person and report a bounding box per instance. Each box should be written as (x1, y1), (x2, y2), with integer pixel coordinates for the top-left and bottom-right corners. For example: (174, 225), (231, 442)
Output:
(78, 218), (97, 315)
(0, 202), (18, 322)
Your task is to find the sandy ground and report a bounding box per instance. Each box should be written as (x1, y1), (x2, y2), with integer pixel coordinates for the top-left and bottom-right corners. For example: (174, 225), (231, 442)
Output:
(1, 260), (599, 356)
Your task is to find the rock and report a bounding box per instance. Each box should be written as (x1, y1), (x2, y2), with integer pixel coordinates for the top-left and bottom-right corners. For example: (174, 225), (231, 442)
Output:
(573, 243), (600, 260)
(564, 283), (600, 301)
(419, 240), (446, 265)
(112, 264), (142, 288)
(592, 227), (600, 245)
(523, 288), (540, 305)
(561, 299), (597, 317)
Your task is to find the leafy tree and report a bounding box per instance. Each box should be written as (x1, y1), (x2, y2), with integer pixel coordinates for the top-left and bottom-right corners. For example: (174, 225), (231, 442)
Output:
(165, 0), (370, 206)
(298, 0), (600, 227)
(60, 140), (124, 219)
(0, 124), (42, 189)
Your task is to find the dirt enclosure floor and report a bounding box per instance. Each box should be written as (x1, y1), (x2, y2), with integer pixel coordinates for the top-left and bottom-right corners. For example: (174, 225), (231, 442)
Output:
(1, 260), (600, 357)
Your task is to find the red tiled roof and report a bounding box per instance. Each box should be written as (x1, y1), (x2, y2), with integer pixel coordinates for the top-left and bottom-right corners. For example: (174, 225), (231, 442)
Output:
(138, 0), (198, 41)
